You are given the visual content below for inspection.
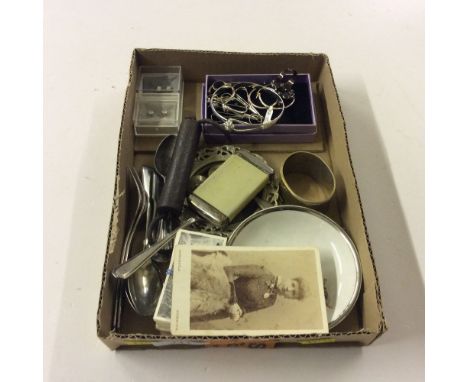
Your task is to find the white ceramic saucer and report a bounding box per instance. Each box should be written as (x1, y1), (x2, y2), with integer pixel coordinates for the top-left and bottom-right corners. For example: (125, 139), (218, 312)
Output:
(228, 205), (362, 329)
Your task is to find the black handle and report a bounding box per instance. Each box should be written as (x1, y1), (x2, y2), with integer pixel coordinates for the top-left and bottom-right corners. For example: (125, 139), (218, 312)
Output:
(157, 118), (201, 216)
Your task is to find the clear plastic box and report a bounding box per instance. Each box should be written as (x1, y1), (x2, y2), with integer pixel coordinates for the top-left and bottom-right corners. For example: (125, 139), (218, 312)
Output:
(134, 66), (184, 135)
(133, 93), (183, 135)
(138, 66), (182, 93)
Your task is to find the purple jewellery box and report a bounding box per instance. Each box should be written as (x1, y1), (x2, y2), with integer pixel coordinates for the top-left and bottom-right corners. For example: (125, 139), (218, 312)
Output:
(201, 74), (317, 144)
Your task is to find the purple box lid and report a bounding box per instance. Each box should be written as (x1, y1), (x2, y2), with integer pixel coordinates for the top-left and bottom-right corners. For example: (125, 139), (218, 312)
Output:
(201, 74), (317, 139)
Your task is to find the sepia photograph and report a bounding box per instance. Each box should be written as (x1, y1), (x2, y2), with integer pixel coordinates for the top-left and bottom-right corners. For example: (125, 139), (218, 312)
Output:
(171, 246), (328, 336)
(153, 230), (227, 332)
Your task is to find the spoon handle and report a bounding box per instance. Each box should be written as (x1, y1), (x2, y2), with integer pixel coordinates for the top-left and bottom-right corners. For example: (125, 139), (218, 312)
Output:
(112, 217), (196, 280)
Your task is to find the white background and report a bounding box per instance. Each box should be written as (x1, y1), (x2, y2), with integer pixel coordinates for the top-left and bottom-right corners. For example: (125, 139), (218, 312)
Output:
(43, 0), (424, 381)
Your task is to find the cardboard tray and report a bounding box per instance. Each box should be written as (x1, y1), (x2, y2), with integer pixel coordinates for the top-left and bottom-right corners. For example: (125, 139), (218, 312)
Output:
(96, 49), (387, 350)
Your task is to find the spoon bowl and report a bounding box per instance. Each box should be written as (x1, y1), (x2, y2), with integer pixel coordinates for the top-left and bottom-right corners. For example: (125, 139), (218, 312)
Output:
(125, 168), (164, 316)
(126, 263), (162, 316)
(154, 135), (176, 181)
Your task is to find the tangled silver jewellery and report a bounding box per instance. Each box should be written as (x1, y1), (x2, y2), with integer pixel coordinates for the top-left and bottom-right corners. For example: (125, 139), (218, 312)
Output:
(207, 70), (297, 133)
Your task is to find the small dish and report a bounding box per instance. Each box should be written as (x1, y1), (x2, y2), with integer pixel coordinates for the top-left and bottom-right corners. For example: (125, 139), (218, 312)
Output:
(227, 205), (362, 329)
